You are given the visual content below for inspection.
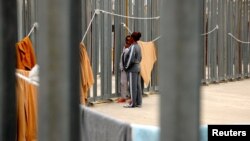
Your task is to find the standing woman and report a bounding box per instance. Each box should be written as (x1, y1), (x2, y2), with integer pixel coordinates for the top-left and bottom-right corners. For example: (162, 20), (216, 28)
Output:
(124, 32), (142, 108)
(118, 35), (132, 103)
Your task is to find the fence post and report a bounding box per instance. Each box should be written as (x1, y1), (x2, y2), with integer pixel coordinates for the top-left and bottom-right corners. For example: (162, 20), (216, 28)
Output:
(91, 0), (99, 101)
(159, 0), (202, 141)
(0, 0), (18, 140)
(114, 0), (122, 97)
(37, 0), (81, 140)
(151, 0), (160, 91)
(103, 0), (112, 99)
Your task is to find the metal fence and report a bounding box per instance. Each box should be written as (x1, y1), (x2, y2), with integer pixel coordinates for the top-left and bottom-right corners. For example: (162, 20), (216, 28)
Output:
(82, 0), (160, 103)
(14, 0), (160, 104)
(203, 0), (250, 84)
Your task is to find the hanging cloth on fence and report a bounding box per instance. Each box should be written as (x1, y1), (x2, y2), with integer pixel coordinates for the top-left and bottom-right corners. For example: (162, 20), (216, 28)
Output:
(16, 36), (37, 70)
(80, 43), (94, 105)
(16, 69), (38, 141)
(138, 41), (157, 86)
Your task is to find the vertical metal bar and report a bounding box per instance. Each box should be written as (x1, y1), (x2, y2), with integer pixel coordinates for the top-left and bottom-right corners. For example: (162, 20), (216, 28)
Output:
(242, 0), (245, 77)
(17, 0), (24, 40)
(120, 0), (126, 54)
(30, 0), (38, 52)
(248, 0), (250, 77)
(91, 0), (98, 101)
(81, 0), (86, 42)
(231, 0), (236, 79)
(151, 0), (159, 91)
(243, 0), (246, 77)
(147, 0), (153, 91)
(95, 0), (103, 99)
(242, 0), (245, 78)
(23, 0), (27, 34)
(0, 1), (1, 140)
(22, 0), (25, 34)
(114, 0), (122, 97)
(27, 0), (31, 35)
(121, 0), (126, 39)
(239, 0), (242, 79)
(203, 0), (208, 83)
(234, 0), (239, 79)
(99, 0), (103, 98)
(134, 0), (139, 31)
(103, 0), (112, 99)
(207, 0), (212, 82)
(218, 0), (223, 82)
(239, 0), (243, 78)
(120, 0), (126, 76)
(84, 1), (92, 55)
(159, 0), (201, 141)
(144, 0), (148, 41)
(210, 0), (215, 82)
(138, 0), (144, 40)
(247, 0), (249, 77)
(247, 0), (250, 77)
(147, 0), (152, 41)
(207, 0), (218, 83)
(0, 0), (18, 140)
(81, 0), (86, 46)
(202, 0), (207, 83)
(0, 4), (2, 139)
(140, 0), (144, 36)
(223, 0), (228, 81)
(245, 0), (248, 77)
(88, 0), (95, 101)
(24, 0), (30, 36)
(143, 0), (146, 40)
(243, 0), (248, 77)
(99, 0), (105, 99)
(82, 0), (94, 102)
(69, 1), (81, 140)
(128, 0), (134, 32)
(125, 0), (128, 34)
(17, 0), (37, 47)
(226, 0), (230, 80)
(227, 0), (233, 80)
(87, 0), (92, 50)
(37, 0), (81, 140)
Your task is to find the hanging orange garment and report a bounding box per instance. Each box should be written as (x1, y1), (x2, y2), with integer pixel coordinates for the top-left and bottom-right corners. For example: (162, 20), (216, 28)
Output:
(138, 41), (157, 86)
(16, 69), (38, 141)
(16, 36), (36, 70)
(80, 43), (94, 104)
(16, 72), (27, 141)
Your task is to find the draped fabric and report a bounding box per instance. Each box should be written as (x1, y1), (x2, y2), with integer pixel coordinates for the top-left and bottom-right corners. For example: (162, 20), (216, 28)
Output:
(16, 36), (36, 70)
(16, 70), (38, 141)
(16, 36), (37, 141)
(81, 106), (132, 141)
(80, 43), (94, 105)
(137, 41), (157, 86)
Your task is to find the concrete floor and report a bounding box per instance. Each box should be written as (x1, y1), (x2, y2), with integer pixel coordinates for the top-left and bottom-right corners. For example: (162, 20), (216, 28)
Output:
(200, 79), (250, 124)
(90, 79), (250, 126)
